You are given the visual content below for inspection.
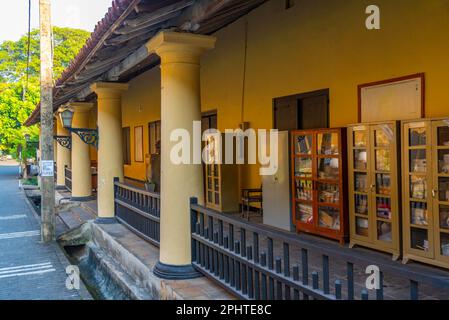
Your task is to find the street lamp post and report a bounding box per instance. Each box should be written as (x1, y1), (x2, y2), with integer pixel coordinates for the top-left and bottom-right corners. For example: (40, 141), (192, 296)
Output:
(58, 107), (99, 149)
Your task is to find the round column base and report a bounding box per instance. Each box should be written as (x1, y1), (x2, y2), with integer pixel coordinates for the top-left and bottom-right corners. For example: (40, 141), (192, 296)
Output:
(153, 261), (202, 280)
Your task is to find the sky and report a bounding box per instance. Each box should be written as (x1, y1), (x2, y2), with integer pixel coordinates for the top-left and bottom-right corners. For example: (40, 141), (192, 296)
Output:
(0, 0), (114, 43)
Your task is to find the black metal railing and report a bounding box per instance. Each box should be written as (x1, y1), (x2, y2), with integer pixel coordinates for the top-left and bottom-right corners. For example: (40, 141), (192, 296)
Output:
(190, 198), (449, 300)
(114, 178), (160, 247)
(64, 166), (72, 191)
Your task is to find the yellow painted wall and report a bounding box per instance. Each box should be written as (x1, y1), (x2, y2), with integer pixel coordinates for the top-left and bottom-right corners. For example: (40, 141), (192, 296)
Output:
(200, 0), (449, 188)
(122, 0), (449, 188)
(122, 67), (161, 180)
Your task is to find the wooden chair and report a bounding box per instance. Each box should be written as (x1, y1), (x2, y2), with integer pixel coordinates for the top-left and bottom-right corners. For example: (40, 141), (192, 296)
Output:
(241, 187), (263, 220)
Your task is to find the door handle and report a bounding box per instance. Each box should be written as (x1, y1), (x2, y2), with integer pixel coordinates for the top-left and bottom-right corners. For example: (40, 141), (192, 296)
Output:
(432, 189), (438, 198)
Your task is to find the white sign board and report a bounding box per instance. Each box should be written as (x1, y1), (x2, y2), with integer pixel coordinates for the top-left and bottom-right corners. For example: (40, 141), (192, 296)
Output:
(360, 75), (423, 122)
(40, 160), (54, 177)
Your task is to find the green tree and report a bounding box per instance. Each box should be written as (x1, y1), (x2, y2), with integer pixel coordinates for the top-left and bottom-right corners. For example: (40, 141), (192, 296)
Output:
(0, 27), (90, 158)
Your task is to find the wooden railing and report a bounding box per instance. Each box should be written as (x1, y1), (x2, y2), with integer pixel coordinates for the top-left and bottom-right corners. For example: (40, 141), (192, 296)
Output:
(114, 178), (160, 247)
(190, 199), (449, 300)
(64, 166), (72, 191)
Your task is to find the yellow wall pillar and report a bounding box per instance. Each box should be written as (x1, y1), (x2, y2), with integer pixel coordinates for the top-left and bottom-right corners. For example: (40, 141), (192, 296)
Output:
(147, 31), (216, 279)
(91, 82), (128, 221)
(55, 112), (71, 188)
(70, 103), (93, 200)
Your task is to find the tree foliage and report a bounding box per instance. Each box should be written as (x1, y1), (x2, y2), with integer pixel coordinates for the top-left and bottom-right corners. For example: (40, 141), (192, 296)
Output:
(0, 27), (90, 158)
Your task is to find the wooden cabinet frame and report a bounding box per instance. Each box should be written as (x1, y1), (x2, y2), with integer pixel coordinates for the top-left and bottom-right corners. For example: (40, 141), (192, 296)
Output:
(291, 128), (348, 244)
(347, 121), (401, 260)
(402, 118), (449, 269)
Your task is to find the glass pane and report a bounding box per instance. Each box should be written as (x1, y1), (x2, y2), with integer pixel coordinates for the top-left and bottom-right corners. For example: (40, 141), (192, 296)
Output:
(438, 178), (449, 202)
(318, 158), (339, 180)
(295, 179), (313, 201)
(353, 130), (367, 148)
(410, 201), (429, 226)
(437, 125), (449, 146)
(376, 173), (391, 195)
(207, 191), (213, 203)
(375, 125), (394, 147)
(410, 175), (427, 199)
(411, 228), (429, 252)
(376, 197), (392, 220)
(377, 221), (392, 242)
(355, 194), (368, 215)
(409, 150), (427, 174)
(356, 217), (369, 237)
(375, 149), (391, 171)
(295, 135), (312, 155)
(409, 127), (427, 146)
(214, 178), (219, 191)
(295, 157), (312, 178)
(318, 132), (339, 155)
(319, 206), (340, 230)
(438, 149), (449, 174)
(441, 234), (449, 257)
(354, 150), (367, 170)
(409, 150), (427, 173)
(354, 172), (369, 193)
(214, 192), (220, 205)
(439, 205), (449, 230)
(207, 178), (212, 190)
(296, 203), (313, 224)
(318, 183), (339, 204)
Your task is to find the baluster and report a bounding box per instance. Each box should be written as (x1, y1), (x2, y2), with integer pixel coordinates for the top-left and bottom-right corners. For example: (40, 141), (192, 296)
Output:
(253, 233), (259, 264)
(283, 243), (290, 277)
(301, 248), (309, 300)
(347, 262), (354, 300)
(322, 255), (330, 295)
(229, 224), (234, 252)
(224, 236), (229, 283)
(208, 216), (214, 241)
(410, 280), (419, 300)
(335, 280), (342, 300)
(261, 252), (267, 300)
(376, 272), (384, 300)
(195, 223), (200, 264)
(275, 258), (283, 300)
(200, 213), (205, 237)
(293, 265), (300, 300)
(361, 289), (369, 300)
(235, 241), (241, 291)
(240, 228), (246, 257)
(214, 232), (219, 276)
(312, 271), (319, 291)
(268, 238), (274, 270)
(247, 246), (253, 298)
(204, 228), (209, 270)
(218, 220), (224, 246)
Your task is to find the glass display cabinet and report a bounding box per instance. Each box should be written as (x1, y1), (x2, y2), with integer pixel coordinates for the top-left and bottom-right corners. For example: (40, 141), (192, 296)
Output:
(347, 122), (401, 260)
(204, 133), (240, 213)
(402, 118), (449, 269)
(291, 128), (348, 244)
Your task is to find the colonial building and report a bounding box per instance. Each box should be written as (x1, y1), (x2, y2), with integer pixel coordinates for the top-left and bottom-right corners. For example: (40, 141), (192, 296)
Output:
(25, 0), (449, 299)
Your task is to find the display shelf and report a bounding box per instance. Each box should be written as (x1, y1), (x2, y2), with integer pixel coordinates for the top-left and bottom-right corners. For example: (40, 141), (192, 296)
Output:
(348, 122), (401, 259)
(291, 128), (348, 244)
(402, 118), (449, 269)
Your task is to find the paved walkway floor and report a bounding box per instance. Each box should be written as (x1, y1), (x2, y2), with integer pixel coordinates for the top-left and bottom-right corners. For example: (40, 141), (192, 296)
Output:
(0, 163), (90, 300)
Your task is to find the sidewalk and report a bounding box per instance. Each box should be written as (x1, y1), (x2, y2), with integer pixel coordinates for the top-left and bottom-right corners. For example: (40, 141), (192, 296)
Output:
(0, 164), (91, 300)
